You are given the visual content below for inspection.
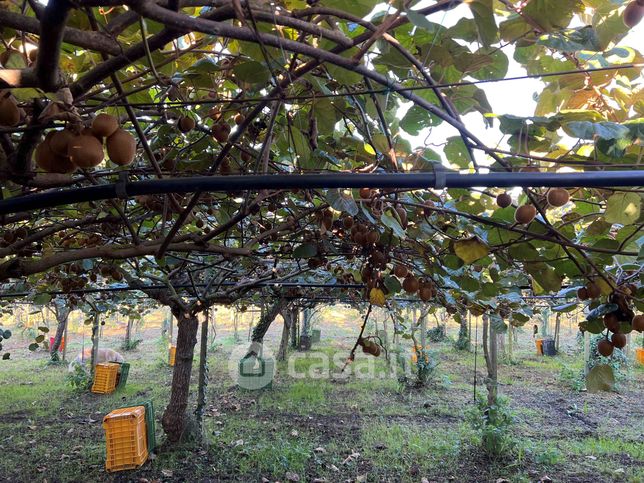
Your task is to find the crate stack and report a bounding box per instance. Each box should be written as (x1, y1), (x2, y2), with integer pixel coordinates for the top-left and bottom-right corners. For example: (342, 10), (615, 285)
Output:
(169, 345), (176, 366)
(103, 406), (149, 472)
(91, 362), (120, 394)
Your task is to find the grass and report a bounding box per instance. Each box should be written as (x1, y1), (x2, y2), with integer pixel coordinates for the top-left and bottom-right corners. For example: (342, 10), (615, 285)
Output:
(1, 324), (643, 482)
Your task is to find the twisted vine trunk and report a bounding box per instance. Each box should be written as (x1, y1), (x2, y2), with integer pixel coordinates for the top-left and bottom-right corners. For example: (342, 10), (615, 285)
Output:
(162, 310), (199, 442)
(195, 312), (209, 435)
(251, 298), (287, 344)
(49, 305), (70, 361)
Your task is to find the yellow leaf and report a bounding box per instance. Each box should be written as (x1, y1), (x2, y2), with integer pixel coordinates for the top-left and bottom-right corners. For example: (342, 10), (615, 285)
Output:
(596, 278), (613, 296)
(453, 237), (489, 264)
(369, 288), (386, 306)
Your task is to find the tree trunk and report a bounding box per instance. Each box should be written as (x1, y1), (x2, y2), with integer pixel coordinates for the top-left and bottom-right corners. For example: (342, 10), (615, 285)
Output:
(194, 312), (209, 435)
(277, 309), (291, 361)
(90, 312), (100, 374)
(50, 305), (70, 361)
(290, 308), (298, 349)
(251, 299), (287, 344)
(301, 308), (311, 336)
(62, 316), (68, 362)
(482, 315), (498, 406)
(554, 313), (561, 351)
(507, 323), (513, 364)
(456, 310), (469, 350)
(124, 316), (133, 347)
(162, 310), (199, 442)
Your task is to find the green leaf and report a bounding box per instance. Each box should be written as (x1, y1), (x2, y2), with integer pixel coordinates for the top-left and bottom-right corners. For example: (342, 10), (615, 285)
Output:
(444, 136), (470, 168)
(405, 9), (436, 32)
(293, 244), (317, 259)
(469, 0), (498, 47)
(587, 303), (619, 321)
(32, 293), (52, 305)
(326, 189), (358, 216)
(384, 275), (401, 294)
(381, 213), (406, 239)
(604, 193), (641, 225)
(453, 237), (489, 264)
(552, 302), (577, 313)
(586, 364), (614, 393)
(233, 61), (270, 85)
(525, 262), (563, 293)
(564, 121), (630, 140)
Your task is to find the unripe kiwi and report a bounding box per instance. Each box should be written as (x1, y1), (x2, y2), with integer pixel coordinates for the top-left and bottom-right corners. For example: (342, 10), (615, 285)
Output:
(597, 339), (614, 357)
(496, 192), (512, 208)
(36, 133), (76, 174)
(393, 264), (408, 278)
(212, 123), (231, 142)
(178, 116), (195, 133)
(514, 204), (537, 224)
(68, 134), (104, 168)
(49, 129), (75, 157)
(546, 188), (570, 207)
(0, 95), (20, 127)
(586, 282), (601, 299)
(623, 1), (644, 28)
(402, 274), (419, 294)
(106, 128), (136, 166)
(611, 332), (626, 349)
(603, 312), (621, 333)
(632, 314), (644, 332)
(91, 113), (119, 138)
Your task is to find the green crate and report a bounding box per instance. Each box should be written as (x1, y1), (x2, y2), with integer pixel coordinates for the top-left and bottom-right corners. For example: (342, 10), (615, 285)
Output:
(116, 362), (130, 390)
(117, 399), (156, 452)
(311, 329), (321, 343)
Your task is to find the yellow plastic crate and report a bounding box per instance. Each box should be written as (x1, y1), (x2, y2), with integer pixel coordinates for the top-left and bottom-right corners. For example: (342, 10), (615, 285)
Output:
(91, 362), (119, 394)
(103, 406), (148, 472)
(169, 345), (176, 366)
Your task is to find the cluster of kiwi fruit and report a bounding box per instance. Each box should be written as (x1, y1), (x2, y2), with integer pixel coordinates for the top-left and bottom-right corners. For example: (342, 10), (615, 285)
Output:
(35, 113), (136, 173)
(358, 337), (381, 357)
(496, 187), (570, 225)
(593, 289), (643, 357)
(624, 0), (644, 28)
(0, 91), (22, 127)
(0, 226), (41, 256)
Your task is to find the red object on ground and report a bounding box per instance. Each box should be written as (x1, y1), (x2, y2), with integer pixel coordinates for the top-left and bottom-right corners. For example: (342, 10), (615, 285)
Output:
(49, 336), (65, 351)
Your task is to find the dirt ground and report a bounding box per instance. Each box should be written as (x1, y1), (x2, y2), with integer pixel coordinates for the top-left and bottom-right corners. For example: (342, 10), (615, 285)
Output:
(0, 306), (643, 482)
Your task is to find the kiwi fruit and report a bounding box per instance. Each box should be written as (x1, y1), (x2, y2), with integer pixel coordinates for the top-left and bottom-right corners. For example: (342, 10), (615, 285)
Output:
(36, 134), (77, 174)
(496, 193), (512, 208)
(395, 206), (408, 228)
(178, 116), (195, 133)
(586, 282), (601, 299)
(603, 312), (621, 333)
(631, 314), (644, 332)
(546, 188), (570, 207)
(49, 129), (75, 157)
(577, 287), (589, 300)
(91, 113), (119, 138)
(419, 285), (433, 302)
(68, 134), (104, 168)
(422, 200), (435, 216)
(106, 128), (136, 166)
(234, 113), (245, 125)
(597, 339), (614, 357)
(402, 274), (419, 294)
(393, 264), (408, 278)
(515, 204), (537, 224)
(623, 1), (644, 28)
(0, 95), (20, 127)
(611, 332), (626, 349)
(342, 216), (354, 229)
(366, 230), (379, 245)
(359, 187), (372, 199)
(212, 123), (231, 142)
(353, 231), (366, 245)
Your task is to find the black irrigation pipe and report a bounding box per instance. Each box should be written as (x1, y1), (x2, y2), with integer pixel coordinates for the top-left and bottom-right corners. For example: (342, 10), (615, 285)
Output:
(3, 171), (644, 215)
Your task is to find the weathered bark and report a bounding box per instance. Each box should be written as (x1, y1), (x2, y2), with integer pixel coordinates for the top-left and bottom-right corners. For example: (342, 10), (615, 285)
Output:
(50, 304), (70, 361)
(554, 313), (561, 351)
(124, 316), (134, 347)
(162, 310), (199, 442)
(482, 315), (498, 406)
(290, 308), (298, 349)
(194, 312), (209, 435)
(277, 309), (292, 361)
(455, 310), (470, 351)
(251, 298), (288, 344)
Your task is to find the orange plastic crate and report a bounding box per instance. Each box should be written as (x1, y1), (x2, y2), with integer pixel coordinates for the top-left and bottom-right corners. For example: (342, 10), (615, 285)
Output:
(535, 338), (544, 355)
(92, 362), (119, 394)
(103, 406), (148, 472)
(169, 345), (176, 366)
(636, 347), (644, 366)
